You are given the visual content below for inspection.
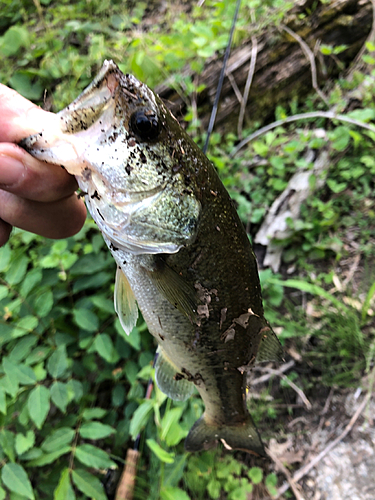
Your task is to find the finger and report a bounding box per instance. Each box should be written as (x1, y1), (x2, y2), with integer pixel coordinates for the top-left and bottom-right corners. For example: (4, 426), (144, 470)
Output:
(0, 218), (12, 247)
(0, 189), (87, 240)
(0, 84), (59, 143)
(0, 143), (78, 203)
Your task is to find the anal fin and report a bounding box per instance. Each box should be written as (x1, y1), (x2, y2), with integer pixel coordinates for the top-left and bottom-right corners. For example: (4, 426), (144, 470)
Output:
(114, 266), (138, 335)
(155, 348), (195, 402)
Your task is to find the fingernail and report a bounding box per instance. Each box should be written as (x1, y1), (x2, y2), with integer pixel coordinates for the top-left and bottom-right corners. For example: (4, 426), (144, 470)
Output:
(0, 154), (25, 187)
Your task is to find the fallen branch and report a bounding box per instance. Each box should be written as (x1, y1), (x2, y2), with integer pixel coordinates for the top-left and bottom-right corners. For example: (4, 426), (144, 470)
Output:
(230, 110), (375, 157)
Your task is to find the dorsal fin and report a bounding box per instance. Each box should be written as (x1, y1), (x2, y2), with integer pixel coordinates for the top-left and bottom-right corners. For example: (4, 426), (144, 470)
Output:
(114, 266), (138, 335)
(256, 326), (284, 363)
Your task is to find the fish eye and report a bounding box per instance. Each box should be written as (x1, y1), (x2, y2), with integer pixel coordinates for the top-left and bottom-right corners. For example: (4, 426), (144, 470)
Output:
(129, 109), (161, 141)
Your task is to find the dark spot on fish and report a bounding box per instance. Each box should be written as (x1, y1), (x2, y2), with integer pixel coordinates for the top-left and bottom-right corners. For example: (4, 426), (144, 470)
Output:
(77, 191), (87, 198)
(96, 208), (105, 221)
(60, 165), (65, 170)
(181, 368), (194, 381)
(128, 138), (136, 147)
(125, 164), (133, 175)
(159, 333), (165, 341)
(140, 151), (147, 163)
(91, 190), (100, 200)
(123, 260), (127, 265)
(109, 243), (119, 251)
(174, 373), (184, 381)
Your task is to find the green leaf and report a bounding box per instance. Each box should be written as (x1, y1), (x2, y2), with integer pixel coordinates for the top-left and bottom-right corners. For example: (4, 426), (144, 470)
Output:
(54, 468), (76, 500)
(129, 399), (154, 439)
(0, 243), (11, 272)
(15, 431), (35, 456)
(66, 379), (83, 402)
(0, 373), (19, 397)
(72, 469), (107, 500)
(73, 308), (99, 332)
(79, 421), (116, 440)
(0, 285), (8, 301)
(0, 386), (6, 414)
(248, 466), (263, 484)
(27, 385), (50, 429)
(50, 381), (69, 412)
(20, 269), (42, 298)
(3, 358), (36, 385)
(0, 429), (15, 461)
(115, 319), (141, 350)
(160, 407), (186, 447)
(27, 446), (71, 467)
(33, 289), (54, 317)
(41, 427), (75, 453)
(1, 463), (34, 499)
(0, 26), (29, 57)
(82, 407), (107, 420)
(9, 72), (43, 101)
(9, 336), (38, 363)
(207, 478), (221, 499)
(47, 346), (69, 378)
(11, 316), (38, 339)
(75, 444), (117, 469)
(160, 487), (191, 500)
(265, 472), (278, 496)
(5, 254), (28, 285)
(93, 333), (117, 363)
(146, 439), (175, 464)
(0, 486), (5, 500)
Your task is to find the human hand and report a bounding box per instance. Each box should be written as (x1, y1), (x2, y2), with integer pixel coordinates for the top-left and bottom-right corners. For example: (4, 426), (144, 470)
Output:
(0, 84), (87, 247)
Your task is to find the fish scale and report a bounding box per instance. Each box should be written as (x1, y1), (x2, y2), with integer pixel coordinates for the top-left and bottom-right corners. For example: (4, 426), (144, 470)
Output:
(20, 60), (283, 456)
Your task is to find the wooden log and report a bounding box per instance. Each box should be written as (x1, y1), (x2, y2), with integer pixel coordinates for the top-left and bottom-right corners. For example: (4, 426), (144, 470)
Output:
(155, 0), (373, 131)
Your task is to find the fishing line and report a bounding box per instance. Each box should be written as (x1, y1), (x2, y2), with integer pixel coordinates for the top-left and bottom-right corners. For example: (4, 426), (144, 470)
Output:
(202, 0), (242, 154)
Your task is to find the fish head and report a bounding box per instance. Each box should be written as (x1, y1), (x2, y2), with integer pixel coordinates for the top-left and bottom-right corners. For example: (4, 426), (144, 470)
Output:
(21, 60), (201, 254)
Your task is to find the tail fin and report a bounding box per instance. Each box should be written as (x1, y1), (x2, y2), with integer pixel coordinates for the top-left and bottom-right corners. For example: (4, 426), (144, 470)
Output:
(184, 415), (265, 457)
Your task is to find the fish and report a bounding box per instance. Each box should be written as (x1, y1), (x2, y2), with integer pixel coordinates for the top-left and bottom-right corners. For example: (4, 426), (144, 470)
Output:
(20, 60), (283, 456)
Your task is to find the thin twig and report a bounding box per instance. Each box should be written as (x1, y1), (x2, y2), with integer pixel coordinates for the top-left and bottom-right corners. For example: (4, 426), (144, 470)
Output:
(263, 366), (312, 409)
(276, 391), (372, 498)
(230, 110), (375, 156)
(237, 36), (258, 138)
(252, 359), (295, 385)
(267, 447), (306, 500)
(226, 71), (243, 104)
(280, 24), (329, 107)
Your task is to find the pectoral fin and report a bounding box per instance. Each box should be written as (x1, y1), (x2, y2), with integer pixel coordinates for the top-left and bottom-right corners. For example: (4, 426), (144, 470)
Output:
(256, 326), (284, 363)
(114, 266), (138, 335)
(147, 259), (197, 322)
(155, 349), (195, 401)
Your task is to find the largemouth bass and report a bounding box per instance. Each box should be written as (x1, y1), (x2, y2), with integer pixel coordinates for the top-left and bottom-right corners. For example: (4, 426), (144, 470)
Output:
(21, 60), (283, 456)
